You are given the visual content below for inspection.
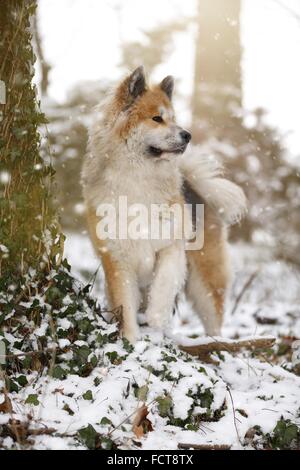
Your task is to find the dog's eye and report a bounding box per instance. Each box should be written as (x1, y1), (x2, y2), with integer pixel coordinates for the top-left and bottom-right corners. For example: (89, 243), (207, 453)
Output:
(152, 116), (164, 123)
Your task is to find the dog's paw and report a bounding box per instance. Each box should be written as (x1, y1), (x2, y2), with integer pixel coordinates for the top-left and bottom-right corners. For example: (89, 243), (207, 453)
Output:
(145, 310), (167, 330)
(123, 324), (140, 345)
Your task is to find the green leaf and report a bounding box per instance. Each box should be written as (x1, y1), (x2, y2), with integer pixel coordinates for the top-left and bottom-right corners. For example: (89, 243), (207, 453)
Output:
(45, 286), (62, 304)
(74, 345), (91, 366)
(63, 404), (75, 416)
(94, 377), (102, 387)
(157, 395), (173, 418)
(135, 385), (149, 402)
(90, 355), (98, 368)
(78, 318), (93, 334)
(25, 394), (39, 406)
(106, 351), (120, 364)
(100, 437), (114, 450)
(78, 424), (98, 450)
(5, 378), (19, 393)
(271, 419), (299, 449)
(52, 366), (67, 380)
(122, 338), (134, 353)
(16, 375), (28, 387)
(100, 417), (112, 426)
(83, 390), (93, 401)
(162, 353), (176, 363)
(198, 388), (214, 409)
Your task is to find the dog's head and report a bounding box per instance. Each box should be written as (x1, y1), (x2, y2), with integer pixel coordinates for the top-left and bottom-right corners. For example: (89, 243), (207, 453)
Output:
(107, 66), (191, 159)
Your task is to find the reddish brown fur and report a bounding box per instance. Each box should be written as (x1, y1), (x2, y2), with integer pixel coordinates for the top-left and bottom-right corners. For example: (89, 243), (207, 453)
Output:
(187, 205), (229, 325)
(114, 85), (174, 138)
(83, 70), (236, 339)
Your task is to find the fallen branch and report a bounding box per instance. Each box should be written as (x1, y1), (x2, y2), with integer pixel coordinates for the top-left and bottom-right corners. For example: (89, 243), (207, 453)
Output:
(178, 443), (231, 450)
(3, 419), (56, 444)
(27, 427), (56, 437)
(0, 348), (57, 360)
(179, 336), (276, 360)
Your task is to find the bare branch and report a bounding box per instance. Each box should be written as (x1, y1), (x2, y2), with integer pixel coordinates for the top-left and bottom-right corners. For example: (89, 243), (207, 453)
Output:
(231, 270), (259, 316)
(227, 385), (242, 446)
(178, 443), (231, 450)
(273, 0), (300, 24)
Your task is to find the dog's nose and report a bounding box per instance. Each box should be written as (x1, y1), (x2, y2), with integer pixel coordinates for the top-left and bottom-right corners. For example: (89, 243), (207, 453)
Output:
(180, 130), (192, 143)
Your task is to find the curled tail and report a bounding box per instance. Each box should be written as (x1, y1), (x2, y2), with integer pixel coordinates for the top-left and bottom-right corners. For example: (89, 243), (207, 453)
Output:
(179, 149), (248, 225)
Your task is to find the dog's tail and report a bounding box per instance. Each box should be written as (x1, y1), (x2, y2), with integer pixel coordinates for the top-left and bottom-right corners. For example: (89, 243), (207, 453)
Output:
(179, 149), (248, 225)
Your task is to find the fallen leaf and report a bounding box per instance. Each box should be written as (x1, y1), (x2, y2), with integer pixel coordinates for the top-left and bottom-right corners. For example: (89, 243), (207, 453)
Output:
(132, 405), (153, 439)
(0, 395), (13, 414)
(52, 388), (65, 395)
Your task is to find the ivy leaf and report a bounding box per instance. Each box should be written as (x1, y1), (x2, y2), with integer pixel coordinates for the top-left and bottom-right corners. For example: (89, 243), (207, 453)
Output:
(52, 366), (67, 380)
(78, 424), (98, 450)
(272, 419), (299, 449)
(198, 388), (214, 409)
(135, 385), (149, 402)
(63, 404), (75, 416)
(25, 394), (39, 406)
(157, 395), (173, 418)
(83, 390), (93, 401)
(16, 375), (28, 387)
(100, 417), (112, 426)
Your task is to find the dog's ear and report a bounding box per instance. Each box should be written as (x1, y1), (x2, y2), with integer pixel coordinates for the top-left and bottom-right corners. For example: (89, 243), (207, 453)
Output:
(116, 67), (147, 111)
(128, 66), (147, 100)
(160, 76), (174, 100)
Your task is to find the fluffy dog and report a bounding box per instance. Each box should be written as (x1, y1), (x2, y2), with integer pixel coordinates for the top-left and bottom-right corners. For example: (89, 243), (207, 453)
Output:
(81, 67), (247, 343)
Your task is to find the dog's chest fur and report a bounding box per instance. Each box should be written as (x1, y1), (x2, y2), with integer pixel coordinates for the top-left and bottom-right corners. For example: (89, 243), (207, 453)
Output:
(82, 146), (184, 287)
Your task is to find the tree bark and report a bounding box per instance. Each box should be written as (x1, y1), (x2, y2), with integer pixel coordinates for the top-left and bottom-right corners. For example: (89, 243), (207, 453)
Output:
(32, 7), (51, 96)
(0, 0), (57, 284)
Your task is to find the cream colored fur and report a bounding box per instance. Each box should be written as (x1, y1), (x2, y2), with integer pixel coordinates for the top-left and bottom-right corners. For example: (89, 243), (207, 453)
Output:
(179, 149), (248, 225)
(81, 69), (247, 343)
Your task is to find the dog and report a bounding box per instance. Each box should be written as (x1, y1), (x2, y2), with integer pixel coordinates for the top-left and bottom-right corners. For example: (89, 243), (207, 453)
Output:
(81, 66), (247, 343)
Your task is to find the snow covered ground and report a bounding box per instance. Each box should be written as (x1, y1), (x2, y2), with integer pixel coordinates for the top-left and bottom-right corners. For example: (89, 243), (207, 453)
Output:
(1, 233), (299, 450)
(64, 232), (300, 340)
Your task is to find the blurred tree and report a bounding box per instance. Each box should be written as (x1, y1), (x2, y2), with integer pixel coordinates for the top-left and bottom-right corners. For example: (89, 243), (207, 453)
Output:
(191, 0), (300, 263)
(44, 81), (108, 231)
(192, 0), (242, 139)
(0, 0), (61, 284)
(31, 0), (300, 265)
(120, 19), (190, 76)
(49, 17), (190, 233)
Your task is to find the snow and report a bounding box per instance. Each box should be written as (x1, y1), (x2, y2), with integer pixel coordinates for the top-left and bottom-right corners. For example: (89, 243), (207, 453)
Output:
(0, 233), (299, 450)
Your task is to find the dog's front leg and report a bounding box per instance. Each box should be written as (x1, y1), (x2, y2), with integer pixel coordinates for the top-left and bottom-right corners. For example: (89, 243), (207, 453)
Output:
(103, 260), (140, 344)
(146, 242), (186, 330)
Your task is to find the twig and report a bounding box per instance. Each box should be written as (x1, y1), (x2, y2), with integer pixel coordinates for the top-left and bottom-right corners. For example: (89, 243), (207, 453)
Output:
(273, 0), (300, 24)
(231, 270), (259, 316)
(0, 367), (22, 446)
(227, 385), (242, 447)
(178, 443), (231, 450)
(27, 426), (56, 437)
(108, 399), (157, 437)
(0, 348), (57, 360)
(87, 263), (102, 292)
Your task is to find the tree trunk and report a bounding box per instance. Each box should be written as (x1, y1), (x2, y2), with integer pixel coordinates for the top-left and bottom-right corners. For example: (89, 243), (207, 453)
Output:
(192, 0), (242, 140)
(32, 7), (51, 96)
(0, 0), (57, 284)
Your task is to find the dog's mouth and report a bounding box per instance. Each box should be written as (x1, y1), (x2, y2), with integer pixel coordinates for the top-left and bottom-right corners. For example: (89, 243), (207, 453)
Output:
(148, 145), (187, 158)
